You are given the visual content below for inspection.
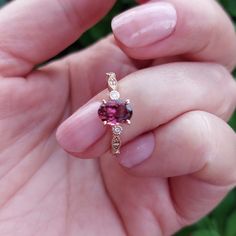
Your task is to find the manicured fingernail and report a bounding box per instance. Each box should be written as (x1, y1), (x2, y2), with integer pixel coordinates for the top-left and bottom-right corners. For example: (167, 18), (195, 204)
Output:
(119, 132), (155, 168)
(112, 2), (177, 48)
(56, 102), (105, 153)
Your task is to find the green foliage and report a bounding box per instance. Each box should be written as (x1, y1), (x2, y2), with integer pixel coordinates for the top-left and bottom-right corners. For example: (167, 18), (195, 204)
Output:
(0, 0), (6, 6)
(0, 0), (236, 235)
(175, 191), (236, 236)
(191, 230), (220, 236)
(218, 0), (236, 18)
(225, 211), (236, 236)
(56, 0), (136, 56)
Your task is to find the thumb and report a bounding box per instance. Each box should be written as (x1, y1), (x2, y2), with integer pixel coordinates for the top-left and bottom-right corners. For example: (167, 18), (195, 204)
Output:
(0, 0), (115, 77)
(112, 0), (236, 70)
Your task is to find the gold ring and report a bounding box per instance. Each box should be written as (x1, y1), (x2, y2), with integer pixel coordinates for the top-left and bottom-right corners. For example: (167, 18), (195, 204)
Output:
(98, 73), (133, 155)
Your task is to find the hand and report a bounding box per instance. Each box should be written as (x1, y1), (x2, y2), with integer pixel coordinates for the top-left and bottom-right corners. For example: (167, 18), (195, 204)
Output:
(0, 1), (235, 236)
(57, 0), (236, 235)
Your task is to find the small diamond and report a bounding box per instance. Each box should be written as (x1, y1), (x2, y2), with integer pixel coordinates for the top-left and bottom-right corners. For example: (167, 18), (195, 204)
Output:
(112, 135), (121, 154)
(112, 125), (123, 135)
(110, 90), (120, 100)
(107, 73), (118, 90)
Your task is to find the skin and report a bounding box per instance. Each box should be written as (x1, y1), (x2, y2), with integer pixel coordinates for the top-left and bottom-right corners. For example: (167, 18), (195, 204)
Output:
(0, 0), (235, 236)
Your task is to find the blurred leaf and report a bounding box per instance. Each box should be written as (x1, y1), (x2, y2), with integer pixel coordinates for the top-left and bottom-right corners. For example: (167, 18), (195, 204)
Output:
(192, 229), (220, 236)
(233, 69), (236, 78)
(229, 112), (236, 131)
(174, 226), (196, 236)
(218, 0), (236, 17)
(0, 0), (7, 7)
(198, 217), (220, 234)
(225, 211), (236, 236)
(226, 0), (236, 17)
(210, 191), (236, 234)
(195, 217), (214, 229)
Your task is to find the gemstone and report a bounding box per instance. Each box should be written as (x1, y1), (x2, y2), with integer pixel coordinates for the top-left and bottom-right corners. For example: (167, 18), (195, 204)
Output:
(110, 90), (120, 100)
(98, 100), (133, 125)
(107, 73), (118, 90)
(112, 125), (123, 135)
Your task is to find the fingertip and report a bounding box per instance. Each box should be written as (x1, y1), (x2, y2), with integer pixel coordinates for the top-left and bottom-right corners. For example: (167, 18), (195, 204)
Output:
(112, 0), (236, 68)
(56, 102), (106, 154)
(118, 132), (155, 168)
(112, 2), (177, 48)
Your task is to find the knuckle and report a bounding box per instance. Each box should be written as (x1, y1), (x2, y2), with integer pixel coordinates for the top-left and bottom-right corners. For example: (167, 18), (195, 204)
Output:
(56, 0), (85, 30)
(207, 64), (236, 119)
(196, 112), (214, 159)
(208, 63), (229, 83)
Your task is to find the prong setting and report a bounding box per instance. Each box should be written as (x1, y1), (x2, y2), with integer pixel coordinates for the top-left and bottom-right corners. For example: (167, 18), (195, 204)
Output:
(110, 90), (120, 100)
(98, 73), (133, 155)
(112, 125), (123, 135)
(106, 72), (116, 77)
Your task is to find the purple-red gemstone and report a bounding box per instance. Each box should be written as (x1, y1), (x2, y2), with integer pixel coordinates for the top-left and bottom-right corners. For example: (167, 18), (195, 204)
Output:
(98, 100), (133, 125)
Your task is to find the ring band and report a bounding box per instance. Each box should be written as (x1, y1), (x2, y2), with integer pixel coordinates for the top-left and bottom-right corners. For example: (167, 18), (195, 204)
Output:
(98, 73), (133, 155)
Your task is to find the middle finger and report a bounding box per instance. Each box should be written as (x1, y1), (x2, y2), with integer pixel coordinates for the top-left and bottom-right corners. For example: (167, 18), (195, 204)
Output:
(56, 62), (236, 158)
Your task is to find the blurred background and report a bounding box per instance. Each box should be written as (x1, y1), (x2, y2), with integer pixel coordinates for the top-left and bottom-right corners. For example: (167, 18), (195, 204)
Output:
(0, 0), (235, 235)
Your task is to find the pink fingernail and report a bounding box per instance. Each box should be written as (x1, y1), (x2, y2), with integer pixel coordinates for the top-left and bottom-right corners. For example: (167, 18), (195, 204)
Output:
(56, 102), (105, 153)
(112, 2), (177, 48)
(119, 132), (155, 168)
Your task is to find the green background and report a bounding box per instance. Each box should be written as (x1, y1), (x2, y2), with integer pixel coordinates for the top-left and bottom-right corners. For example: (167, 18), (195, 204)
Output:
(0, 0), (236, 235)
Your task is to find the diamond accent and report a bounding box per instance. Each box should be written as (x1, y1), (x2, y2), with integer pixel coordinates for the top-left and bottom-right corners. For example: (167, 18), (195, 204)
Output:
(112, 135), (121, 154)
(107, 73), (118, 90)
(112, 125), (123, 135)
(110, 90), (120, 100)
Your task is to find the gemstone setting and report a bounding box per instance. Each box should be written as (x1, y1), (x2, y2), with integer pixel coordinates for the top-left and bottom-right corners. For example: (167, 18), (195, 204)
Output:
(107, 72), (118, 90)
(110, 90), (120, 100)
(112, 135), (121, 154)
(112, 125), (123, 135)
(98, 100), (133, 125)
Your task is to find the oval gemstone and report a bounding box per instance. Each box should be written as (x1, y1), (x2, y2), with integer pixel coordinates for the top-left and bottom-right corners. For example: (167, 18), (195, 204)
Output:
(98, 100), (133, 125)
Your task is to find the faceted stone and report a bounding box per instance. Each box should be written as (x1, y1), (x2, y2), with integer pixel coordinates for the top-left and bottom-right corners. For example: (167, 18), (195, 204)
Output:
(112, 125), (123, 135)
(108, 75), (117, 90)
(110, 90), (120, 100)
(98, 100), (133, 125)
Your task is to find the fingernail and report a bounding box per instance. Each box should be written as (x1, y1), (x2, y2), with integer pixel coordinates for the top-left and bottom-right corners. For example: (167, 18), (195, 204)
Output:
(112, 2), (177, 48)
(56, 102), (105, 153)
(119, 132), (155, 168)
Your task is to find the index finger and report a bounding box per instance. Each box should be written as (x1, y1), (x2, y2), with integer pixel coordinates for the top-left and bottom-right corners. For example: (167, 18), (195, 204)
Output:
(0, 0), (115, 77)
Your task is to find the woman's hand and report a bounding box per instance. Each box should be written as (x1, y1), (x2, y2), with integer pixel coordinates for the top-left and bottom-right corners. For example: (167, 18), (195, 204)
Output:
(57, 0), (236, 235)
(0, 0), (235, 236)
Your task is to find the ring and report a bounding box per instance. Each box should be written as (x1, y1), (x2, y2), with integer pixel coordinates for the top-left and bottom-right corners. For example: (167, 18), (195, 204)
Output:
(98, 73), (133, 155)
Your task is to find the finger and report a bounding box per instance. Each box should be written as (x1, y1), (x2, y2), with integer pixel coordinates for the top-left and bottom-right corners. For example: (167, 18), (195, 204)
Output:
(0, 0), (115, 77)
(111, 0), (236, 70)
(168, 112), (236, 224)
(56, 63), (236, 158)
(117, 111), (236, 181)
(103, 111), (236, 229)
(62, 36), (139, 110)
